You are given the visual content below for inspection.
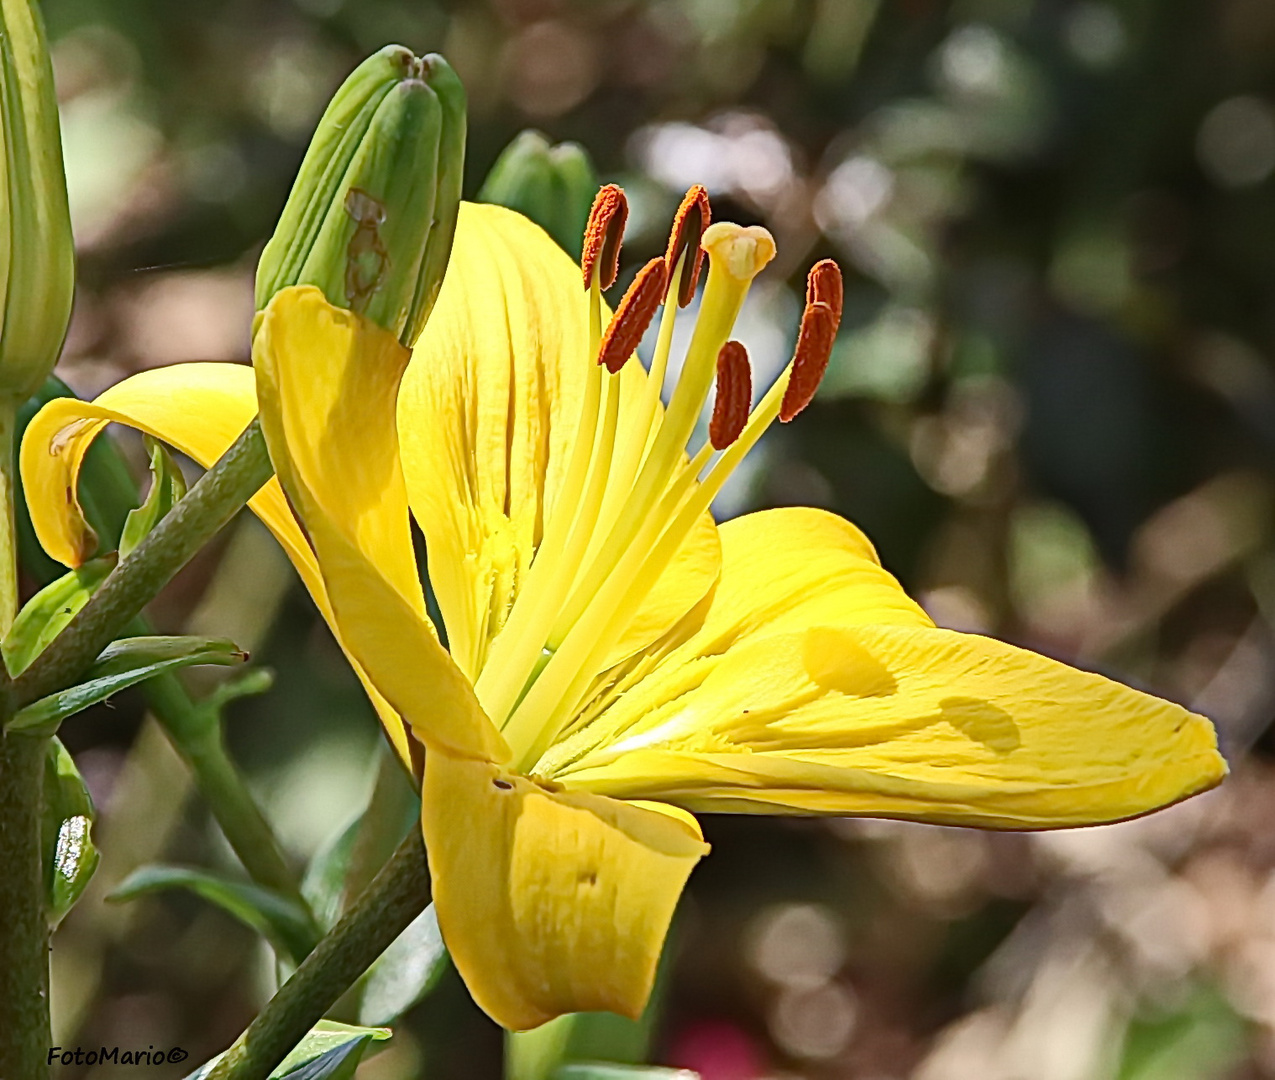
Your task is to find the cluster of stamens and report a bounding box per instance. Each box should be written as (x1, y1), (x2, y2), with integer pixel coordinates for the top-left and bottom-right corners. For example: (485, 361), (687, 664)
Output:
(475, 182), (843, 771)
(588, 185), (843, 443)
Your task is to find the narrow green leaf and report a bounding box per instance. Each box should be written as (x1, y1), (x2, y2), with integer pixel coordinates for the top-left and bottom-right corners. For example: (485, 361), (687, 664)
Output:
(88, 635), (248, 678)
(7, 635), (247, 735)
(554, 1067), (699, 1080)
(182, 1021), (390, 1080)
(2, 555), (114, 676)
(41, 737), (100, 928)
(276, 1038), (366, 1080)
(108, 865), (319, 966)
(358, 902), (448, 1025)
(273, 1021), (391, 1077)
(119, 435), (188, 559)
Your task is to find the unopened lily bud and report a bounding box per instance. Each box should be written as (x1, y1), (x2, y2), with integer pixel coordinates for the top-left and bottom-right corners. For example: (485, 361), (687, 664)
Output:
(255, 45), (466, 347)
(477, 130), (598, 260)
(0, 0), (76, 398)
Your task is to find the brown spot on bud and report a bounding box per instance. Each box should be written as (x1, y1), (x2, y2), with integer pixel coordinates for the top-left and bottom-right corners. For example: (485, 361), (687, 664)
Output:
(710, 340), (752, 449)
(344, 187), (390, 312)
(665, 185), (711, 307)
(581, 184), (628, 289)
(598, 258), (668, 373)
(806, 259), (843, 325)
(780, 301), (838, 422)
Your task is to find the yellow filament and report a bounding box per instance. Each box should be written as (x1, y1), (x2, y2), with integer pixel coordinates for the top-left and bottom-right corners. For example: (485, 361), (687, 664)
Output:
(510, 365), (794, 772)
(580, 253), (684, 574)
(545, 231), (769, 651)
(502, 438), (713, 768)
(473, 279), (607, 722)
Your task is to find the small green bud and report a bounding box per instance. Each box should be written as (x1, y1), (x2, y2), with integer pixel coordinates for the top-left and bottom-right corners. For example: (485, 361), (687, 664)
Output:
(477, 130), (598, 260)
(0, 0), (76, 398)
(255, 46), (467, 347)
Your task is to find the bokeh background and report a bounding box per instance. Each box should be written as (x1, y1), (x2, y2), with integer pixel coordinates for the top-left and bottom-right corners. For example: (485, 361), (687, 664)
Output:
(34, 0), (1275, 1076)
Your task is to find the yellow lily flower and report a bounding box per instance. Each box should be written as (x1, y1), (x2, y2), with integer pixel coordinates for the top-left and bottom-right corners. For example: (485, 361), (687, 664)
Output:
(21, 188), (1226, 1032)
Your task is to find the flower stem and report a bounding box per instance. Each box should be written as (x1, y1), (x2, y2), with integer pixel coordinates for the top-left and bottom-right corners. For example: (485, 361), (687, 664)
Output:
(206, 830), (431, 1080)
(0, 730), (49, 1080)
(0, 397), (20, 638)
(11, 419), (273, 708)
(0, 394), (51, 1079)
(141, 665), (310, 912)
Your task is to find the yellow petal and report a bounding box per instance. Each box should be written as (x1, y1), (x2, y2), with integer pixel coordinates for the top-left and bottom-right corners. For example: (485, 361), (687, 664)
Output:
(559, 621), (1226, 829)
(253, 285), (508, 764)
(703, 507), (934, 638)
(421, 750), (707, 1030)
(399, 203), (719, 682)
(19, 362), (421, 768)
(537, 505), (932, 773)
(20, 363), (313, 575)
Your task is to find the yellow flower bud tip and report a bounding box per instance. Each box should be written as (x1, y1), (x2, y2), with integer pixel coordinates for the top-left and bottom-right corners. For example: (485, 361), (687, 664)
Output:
(700, 222), (776, 282)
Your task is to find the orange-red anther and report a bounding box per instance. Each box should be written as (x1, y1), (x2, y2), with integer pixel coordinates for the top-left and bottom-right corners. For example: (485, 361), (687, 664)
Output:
(598, 258), (668, 373)
(806, 259), (843, 325)
(665, 185), (711, 307)
(581, 184), (628, 290)
(780, 301), (839, 422)
(710, 340), (752, 449)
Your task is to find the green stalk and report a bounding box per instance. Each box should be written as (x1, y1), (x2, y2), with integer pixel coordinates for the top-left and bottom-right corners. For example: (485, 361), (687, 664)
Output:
(141, 665), (309, 912)
(0, 393), (50, 1079)
(0, 397), (19, 635)
(18, 385), (302, 908)
(0, 730), (48, 1079)
(207, 830), (431, 1080)
(12, 419), (272, 708)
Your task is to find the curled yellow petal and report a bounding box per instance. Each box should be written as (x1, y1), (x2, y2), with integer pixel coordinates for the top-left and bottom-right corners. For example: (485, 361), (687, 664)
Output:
(253, 285), (508, 764)
(422, 751), (707, 1030)
(20, 363), (310, 573)
(17, 361), (422, 768)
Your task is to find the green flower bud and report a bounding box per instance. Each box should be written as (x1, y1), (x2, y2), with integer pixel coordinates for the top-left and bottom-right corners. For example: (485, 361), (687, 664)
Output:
(477, 130), (598, 261)
(255, 46), (467, 347)
(0, 0), (76, 398)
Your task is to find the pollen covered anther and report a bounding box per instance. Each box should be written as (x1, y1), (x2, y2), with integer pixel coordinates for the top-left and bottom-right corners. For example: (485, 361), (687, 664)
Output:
(581, 184), (628, 290)
(780, 300), (839, 422)
(598, 258), (668, 373)
(710, 340), (752, 449)
(806, 259), (843, 324)
(665, 185), (711, 307)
